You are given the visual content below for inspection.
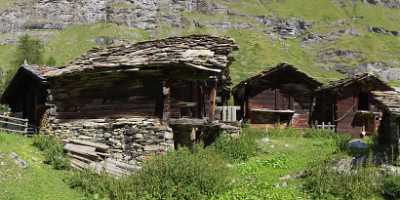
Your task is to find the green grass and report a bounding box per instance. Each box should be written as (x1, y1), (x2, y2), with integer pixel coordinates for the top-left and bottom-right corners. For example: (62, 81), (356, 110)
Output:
(0, 129), (384, 199)
(0, 45), (15, 72)
(45, 23), (149, 66)
(0, 0), (15, 10)
(213, 128), (346, 199)
(0, 133), (84, 200)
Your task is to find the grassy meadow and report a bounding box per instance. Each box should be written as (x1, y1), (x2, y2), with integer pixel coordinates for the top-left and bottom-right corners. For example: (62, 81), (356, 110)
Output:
(1, 128), (390, 200)
(0, 133), (84, 200)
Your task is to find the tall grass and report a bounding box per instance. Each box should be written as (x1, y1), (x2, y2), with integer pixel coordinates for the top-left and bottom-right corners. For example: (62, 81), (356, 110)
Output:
(383, 176), (400, 199)
(67, 146), (232, 200)
(304, 158), (383, 199)
(209, 128), (261, 162)
(32, 134), (69, 170)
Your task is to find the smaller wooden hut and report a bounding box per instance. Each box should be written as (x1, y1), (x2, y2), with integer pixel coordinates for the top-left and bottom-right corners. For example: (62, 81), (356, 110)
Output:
(313, 73), (393, 137)
(371, 91), (400, 157)
(232, 63), (322, 128)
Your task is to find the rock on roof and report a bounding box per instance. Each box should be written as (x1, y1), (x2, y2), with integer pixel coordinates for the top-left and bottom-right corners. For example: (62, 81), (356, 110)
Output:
(232, 63), (322, 97)
(1, 35), (238, 104)
(317, 73), (393, 92)
(42, 35), (238, 78)
(372, 91), (400, 114)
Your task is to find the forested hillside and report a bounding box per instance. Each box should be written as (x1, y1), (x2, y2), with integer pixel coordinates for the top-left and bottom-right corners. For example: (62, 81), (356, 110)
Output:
(0, 0), (400, 87)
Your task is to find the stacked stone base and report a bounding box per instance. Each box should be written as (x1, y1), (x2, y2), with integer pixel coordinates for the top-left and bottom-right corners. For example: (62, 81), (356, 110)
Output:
(44, 117), (174, 167)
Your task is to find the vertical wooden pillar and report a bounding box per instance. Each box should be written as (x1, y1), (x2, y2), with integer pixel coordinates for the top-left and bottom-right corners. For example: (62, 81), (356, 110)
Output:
(162, 80), (171, 123)
(209, 77), (217, 121)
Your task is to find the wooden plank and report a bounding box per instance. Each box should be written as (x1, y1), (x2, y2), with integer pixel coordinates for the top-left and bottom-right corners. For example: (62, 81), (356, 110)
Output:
(162, 80), (171, 122)
(64, 143), (96, 153)
(64, 143), (101, 161)
(209, 79), (217, 121)
(0, 127), (27, 134)
(68, 139), (110, 152)
(0, 120), (28, 127)
(0, 114), (28, 122)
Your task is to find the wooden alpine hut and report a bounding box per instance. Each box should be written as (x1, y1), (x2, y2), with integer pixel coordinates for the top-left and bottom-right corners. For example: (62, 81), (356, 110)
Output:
(312, 73), (393, 137)
(232, 63), (322, 128)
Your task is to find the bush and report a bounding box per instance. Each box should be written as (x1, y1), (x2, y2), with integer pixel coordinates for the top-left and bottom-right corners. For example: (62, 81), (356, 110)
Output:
(304, 158), (383, 200)
(210, 129), (258, 162)
(67, 146), (232, 200)
(67, 170), (126, 200)
(32, 134), (69, 170)
(383, 176), (400, 199)
(133, 146), (231, 200)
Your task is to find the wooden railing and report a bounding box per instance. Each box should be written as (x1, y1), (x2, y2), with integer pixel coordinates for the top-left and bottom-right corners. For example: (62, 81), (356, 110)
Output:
(0, 114), (33, 134)
(314, 121), (336, 131)
(216, 106), (240, 122)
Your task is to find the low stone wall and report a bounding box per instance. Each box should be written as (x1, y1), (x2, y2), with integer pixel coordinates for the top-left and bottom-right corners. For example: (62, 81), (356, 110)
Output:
(44, 117), (174, 167)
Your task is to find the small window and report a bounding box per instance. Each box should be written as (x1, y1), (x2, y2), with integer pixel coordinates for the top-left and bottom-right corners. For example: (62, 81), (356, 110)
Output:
(358, 92), (369, 111)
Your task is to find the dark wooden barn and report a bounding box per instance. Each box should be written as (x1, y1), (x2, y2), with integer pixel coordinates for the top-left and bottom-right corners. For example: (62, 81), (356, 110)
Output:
(0, 35), (238, 130)
(371, 91), (400, 158)
(312, 73), (393, 137)
(232, 63), (322, 128)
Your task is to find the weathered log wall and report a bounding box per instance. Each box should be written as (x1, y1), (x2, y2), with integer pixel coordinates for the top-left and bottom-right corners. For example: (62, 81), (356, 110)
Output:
(247, 86), (313, 128)
(46, 72), (164, 120)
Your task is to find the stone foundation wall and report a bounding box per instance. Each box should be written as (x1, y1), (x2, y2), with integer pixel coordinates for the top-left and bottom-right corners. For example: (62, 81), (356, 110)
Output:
(43, 117), (174, 166)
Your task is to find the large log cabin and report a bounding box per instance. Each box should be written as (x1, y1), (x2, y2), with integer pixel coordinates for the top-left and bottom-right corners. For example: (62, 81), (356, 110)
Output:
(312, 73), (393, 137)
(1, 35), (238, 129)
(0, 35), (239, 169)
(232, 63), (322, 128)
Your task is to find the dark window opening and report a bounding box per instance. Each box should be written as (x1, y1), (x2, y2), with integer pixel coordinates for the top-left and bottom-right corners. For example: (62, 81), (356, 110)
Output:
(358, 92), (369, 111)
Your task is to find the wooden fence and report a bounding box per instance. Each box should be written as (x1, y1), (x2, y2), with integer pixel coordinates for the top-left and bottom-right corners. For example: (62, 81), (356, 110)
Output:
(216, 106), (240, 122)
(314, 121), (336, 131)
(0, 114), (33, 134)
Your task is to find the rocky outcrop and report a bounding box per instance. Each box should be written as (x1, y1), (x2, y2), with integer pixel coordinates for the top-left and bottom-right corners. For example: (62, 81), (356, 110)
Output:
(369, 26), (400, 36)
(363, 0), (400, 8)
(0, 0), (199, 43)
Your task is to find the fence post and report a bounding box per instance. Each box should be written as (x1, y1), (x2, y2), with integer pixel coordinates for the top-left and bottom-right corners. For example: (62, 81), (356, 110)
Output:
(322, 122), (325, 130)
(24, 120), (28, 134)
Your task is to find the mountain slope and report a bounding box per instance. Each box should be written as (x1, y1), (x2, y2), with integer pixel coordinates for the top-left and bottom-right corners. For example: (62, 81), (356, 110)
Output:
(0, 0), (399, 86)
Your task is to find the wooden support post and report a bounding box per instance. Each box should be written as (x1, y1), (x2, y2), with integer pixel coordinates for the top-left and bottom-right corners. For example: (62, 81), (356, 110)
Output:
(162, 80), (171, 123)
(24, 120), (28, 134)
(209, 77), (217, 121)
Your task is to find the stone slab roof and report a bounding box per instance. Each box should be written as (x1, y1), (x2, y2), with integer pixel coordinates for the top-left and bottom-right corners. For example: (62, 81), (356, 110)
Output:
(42, 35), (238, 78)
(372, 91), (400, 115)
(317, 73), (393, 92)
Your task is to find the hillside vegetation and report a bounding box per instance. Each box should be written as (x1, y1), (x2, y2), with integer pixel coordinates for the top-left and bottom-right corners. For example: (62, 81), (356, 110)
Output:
(0, 0), (400, 86)
(0, 129), (351, 200)
(0, 133), (84, 200)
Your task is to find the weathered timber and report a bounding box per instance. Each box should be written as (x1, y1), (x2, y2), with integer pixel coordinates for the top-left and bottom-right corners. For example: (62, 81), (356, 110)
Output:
(313, 73), (393, 136)
(64, 143), (101, 161)
(233, 63), (321, 127)
(67, 139), (110, 152)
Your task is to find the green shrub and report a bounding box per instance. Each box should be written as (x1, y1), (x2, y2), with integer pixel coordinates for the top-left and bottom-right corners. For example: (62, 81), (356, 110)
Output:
(68, 146), (231, 200)
(383, 176), (400, 199)
(32, 134), (69, 170)
(67, 170), (126, 200)
(133, 146), (231, 200)
(304, 158), (383, 200)
(210, 129), (258, 162)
